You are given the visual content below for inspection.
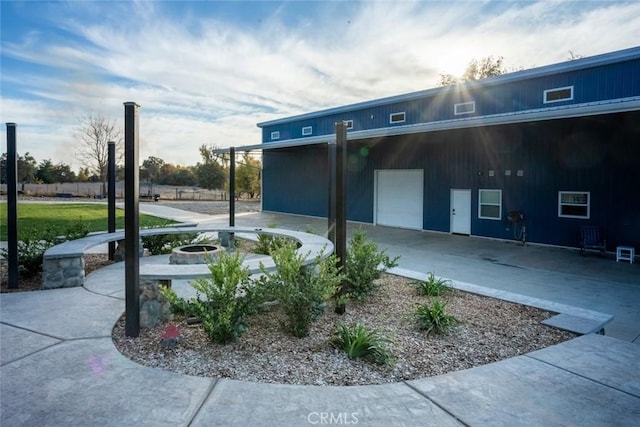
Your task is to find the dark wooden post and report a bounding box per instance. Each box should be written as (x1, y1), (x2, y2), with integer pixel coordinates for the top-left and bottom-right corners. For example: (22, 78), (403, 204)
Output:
(6, 123), (18, 289)
(327, 140), (337, 245)
(334, 122), (348, 313)
(229, 146), (235, 227)
(124, 102), (140, 337)
(108, 140), (116, 260)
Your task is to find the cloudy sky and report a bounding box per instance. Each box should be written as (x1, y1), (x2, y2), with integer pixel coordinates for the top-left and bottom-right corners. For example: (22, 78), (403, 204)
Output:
(1, 0), (639, 170)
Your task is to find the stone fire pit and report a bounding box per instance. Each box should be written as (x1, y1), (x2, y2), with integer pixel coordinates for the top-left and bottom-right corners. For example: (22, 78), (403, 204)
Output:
(169, 244), (223, 265)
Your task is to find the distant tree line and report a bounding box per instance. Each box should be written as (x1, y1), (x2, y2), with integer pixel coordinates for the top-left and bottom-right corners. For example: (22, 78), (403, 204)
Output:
(1, 145), (262, 198)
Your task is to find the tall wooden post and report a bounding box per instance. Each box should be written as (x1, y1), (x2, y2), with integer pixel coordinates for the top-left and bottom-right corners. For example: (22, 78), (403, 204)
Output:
(229, 146), (235, 227)
(327, 140), (337, 245)
(334, 122), (348, 313)
(124, 102), (140, 337)
(108, 140), (116, 260)
(6, 123), (18, 289)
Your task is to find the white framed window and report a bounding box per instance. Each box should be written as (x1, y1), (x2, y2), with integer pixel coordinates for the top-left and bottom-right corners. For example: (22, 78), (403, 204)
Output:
(479, 189), (502, 220)
(344, 120), (353, 129)
(558, 191), (590, 219)
(454, 101), (475, 115)
(544, 86), (573, 103)
(270, 131), (280, 140)
(389, 112), (406, 124)
(302, 126), (312, 136)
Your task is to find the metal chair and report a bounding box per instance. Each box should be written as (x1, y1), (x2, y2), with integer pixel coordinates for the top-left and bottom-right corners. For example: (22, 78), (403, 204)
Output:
(580, 226), (606, 256)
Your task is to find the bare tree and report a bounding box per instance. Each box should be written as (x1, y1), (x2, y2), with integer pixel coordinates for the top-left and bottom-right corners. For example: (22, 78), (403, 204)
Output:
(74, 113), (123, 196)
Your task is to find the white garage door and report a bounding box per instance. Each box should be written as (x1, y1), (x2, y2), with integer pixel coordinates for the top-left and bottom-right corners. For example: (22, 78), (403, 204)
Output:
(375, 169), (423, 230)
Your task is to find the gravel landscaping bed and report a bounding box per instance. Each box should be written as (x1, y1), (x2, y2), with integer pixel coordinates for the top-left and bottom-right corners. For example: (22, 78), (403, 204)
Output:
(112, 274), (576, 386)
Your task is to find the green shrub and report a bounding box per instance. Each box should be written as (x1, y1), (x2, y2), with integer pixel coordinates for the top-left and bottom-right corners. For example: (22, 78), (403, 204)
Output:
(331, 323), (394, 365)
(160, 251), (259, 344)
(141, 232), (199, 255)
(254, 233), (291, 255)
(259, 241), (343, 337)
(251, 223), (300, 256)
(62, 222), (90, 241)
(414, 299), (458, 335)
(411, 273), (451, 296)
(0, 224), (89, 278)
(344, 229), (399, 301)
(1, 238), (55, 278)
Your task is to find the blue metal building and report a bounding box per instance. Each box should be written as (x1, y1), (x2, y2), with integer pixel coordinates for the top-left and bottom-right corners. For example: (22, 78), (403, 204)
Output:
(257, 47), (640, 251)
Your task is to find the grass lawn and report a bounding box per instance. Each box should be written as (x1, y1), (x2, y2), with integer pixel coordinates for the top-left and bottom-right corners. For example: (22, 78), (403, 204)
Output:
(0, 202), (175, 240)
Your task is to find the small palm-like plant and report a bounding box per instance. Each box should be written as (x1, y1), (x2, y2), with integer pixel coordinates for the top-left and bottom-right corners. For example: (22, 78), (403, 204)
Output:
(331, 323), (393, 365)
(411, 273), (451, 296)
(415, 299), (458, 335)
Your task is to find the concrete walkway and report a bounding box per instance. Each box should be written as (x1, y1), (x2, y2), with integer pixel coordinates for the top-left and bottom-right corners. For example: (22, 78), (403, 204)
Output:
(2, 206), (640, 426)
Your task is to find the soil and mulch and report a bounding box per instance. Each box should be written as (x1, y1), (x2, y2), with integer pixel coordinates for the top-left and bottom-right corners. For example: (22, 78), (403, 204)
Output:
(112, 274), (576, 386)
(2, 254), (576, 386)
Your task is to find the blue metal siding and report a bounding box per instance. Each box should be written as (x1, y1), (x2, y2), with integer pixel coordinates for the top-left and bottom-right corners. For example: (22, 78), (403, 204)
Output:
(260, 56), (640, 143)
(262, 146), (328, 217)
(262, 111), (640, 249)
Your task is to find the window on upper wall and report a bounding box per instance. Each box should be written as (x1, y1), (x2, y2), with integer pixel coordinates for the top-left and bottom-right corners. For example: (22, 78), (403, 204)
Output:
(558, 191), (590, 219)
(302, 126), (312, 136)
(389, 112), (406, 124)
(454, 101), (475, 115)
(344, 120), (353, 129)
(544, 86), (574, 103)
(479, 189), (502, 220)
(270, 131), (280, 140)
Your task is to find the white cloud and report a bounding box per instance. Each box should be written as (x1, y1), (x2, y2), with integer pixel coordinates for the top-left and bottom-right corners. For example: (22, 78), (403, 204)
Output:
(2, 0), (638, 170)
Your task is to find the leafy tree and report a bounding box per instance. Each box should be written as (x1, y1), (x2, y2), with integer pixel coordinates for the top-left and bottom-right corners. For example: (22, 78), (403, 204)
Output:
(196, 144), (226, 190)
(77, 167), (92, 182)
(438, 55), (506, 86)
(1, 152), (38, 185)
(164, 167), (197, 186)
(74, 113), (122, 196)
(235, 152), (261, 198)
(461, 56), (505, 81)
(18, 152), (38, 184)
(50, 162), (76, 183)
(36, 159), (55, 183)
(36, 159), (75, 183)
(140, 156), (165, 183)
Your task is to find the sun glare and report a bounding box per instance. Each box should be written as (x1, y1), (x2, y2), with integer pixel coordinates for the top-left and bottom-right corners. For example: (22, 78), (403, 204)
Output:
(436, 48), (480, 78)
(439, 55), (471, 78)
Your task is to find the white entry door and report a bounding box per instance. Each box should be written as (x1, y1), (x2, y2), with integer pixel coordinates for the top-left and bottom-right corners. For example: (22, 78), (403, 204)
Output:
(375, 169), (423, 230)
(451, 189), (471, 235)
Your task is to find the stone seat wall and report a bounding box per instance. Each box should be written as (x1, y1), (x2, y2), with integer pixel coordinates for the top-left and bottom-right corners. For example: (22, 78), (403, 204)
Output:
(42, 225), (334, 290)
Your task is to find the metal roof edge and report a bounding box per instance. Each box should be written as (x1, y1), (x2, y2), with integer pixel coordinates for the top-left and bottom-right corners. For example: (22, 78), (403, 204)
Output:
(218, 97), (640, 153)
(212, 136), (332, 153)
(257, 46), (640, 128)
(345, 97), (640, 140)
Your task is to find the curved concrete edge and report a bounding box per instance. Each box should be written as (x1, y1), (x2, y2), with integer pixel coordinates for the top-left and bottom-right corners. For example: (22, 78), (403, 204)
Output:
(0, 337), (215, 427)
(43, 225), (195, 258)
(389, 266), (614, 336)
(407, 340), (640, 427)
(138, 227), (334, 281)
(0, 287), (124, 341)
(42, 225), (333, 289)
(3, 264), (639, 425)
